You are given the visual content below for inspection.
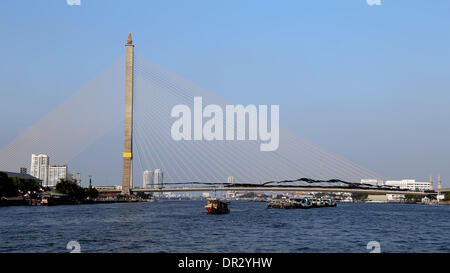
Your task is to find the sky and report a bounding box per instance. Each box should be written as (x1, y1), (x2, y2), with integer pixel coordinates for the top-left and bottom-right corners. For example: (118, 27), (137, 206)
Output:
(0, 0), (449, 186)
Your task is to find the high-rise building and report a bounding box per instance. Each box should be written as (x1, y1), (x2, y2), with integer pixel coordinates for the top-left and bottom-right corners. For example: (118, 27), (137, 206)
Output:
(30, 154), (49, 186)
(48, 165), (68, 187)
(360, 179), (384, 186)
(143, 170), (154, 188)
(226, 176), (236, 200)
(20, 167), (27, 174)
(154, 169), (163, 189)
(227, 176), (235, 184)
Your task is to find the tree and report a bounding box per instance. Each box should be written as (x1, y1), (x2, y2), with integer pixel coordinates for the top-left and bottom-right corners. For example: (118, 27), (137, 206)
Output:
(55, 179), (86, 201)
(351, 192), (368, 201)
(0, 172), (42, 197)
(85, 187), (99, 199)
(10, 177), (41, 194)
(444, 192), (450, 201)
(0, 172), (18, 197)
(404, 194), (421, 203)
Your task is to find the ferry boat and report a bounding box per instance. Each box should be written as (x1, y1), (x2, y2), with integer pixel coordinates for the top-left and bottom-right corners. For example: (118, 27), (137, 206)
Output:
(268, 197), (336, 209)
(290, 197), (313, 209)
(268, 198), (295, 209)
(205, 198), (230, 214)
(324, 198), (337, 207)
(311, 198), (326, 208)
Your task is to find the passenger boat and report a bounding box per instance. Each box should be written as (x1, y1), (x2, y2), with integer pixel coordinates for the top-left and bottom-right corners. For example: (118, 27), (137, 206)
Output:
(268, 199), (295, 209)
(298, 197), (313, 209)
(205, 198), (230, 214)
(289, 198), (312, 209)
(324, 198), (337, 207)
(311, 198), (326, 208)
(267, 199), (282, 209)
(267, 197), (335, 209)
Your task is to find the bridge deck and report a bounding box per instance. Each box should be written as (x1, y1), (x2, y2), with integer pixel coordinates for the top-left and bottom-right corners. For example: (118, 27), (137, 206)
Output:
(98, 187), (435, 196)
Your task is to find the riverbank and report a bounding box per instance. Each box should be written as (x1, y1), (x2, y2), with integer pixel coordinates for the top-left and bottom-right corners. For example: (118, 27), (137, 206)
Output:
(2, 195), (449, 207)
(0, 196), (142, 207)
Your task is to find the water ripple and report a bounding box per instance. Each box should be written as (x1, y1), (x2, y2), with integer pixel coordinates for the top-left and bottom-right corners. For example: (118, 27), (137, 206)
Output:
(0, 201), (449, 253)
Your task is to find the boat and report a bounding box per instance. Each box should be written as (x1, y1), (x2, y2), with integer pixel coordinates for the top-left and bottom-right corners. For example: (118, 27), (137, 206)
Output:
(288, 198), (311, 209)
(267, 199), (282, 209)
(324, 198), (337, 207)
(268, 197), (335, 209)
(311, 198), (326, 208)
(205, 198), (230, 214)
(268, 199), (295, 209)
(296, 197), (313, 209)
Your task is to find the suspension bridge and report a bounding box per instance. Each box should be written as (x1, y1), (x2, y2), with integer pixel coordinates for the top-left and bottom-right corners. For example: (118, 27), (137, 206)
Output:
(0, 33), (435, 197)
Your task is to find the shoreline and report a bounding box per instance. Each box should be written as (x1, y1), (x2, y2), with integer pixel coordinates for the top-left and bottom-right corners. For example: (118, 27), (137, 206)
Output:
(1, 198), (448, 207)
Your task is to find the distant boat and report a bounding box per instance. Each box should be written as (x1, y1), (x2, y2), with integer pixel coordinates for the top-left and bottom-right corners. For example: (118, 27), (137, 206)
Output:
(205, 198), (230, 214)
(324, 198), (337, 207)
(311, 198), (325, 208)
(290, 197), (313, 209)
(267, 199), (296, 209)
(268, 197), (336, 209)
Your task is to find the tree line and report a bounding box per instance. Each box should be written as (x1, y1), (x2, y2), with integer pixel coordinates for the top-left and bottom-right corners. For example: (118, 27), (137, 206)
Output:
(0, 172), (41, 197)
(1, 172), (98, 201)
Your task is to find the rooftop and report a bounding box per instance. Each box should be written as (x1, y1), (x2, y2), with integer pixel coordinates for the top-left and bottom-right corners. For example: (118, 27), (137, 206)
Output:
(0, 171), (42, 183)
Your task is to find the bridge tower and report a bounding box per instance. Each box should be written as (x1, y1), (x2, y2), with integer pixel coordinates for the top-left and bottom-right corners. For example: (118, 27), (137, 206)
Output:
(122, 32), (134, 194)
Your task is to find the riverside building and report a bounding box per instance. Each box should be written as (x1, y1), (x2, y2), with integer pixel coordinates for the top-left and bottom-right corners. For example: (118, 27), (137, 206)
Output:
(48, 165), (68, 187)
(385, 179), (431, 191)
(30, 154), (49, 186)
(154, 169), (163, 189)
(143, 170), (154, 188)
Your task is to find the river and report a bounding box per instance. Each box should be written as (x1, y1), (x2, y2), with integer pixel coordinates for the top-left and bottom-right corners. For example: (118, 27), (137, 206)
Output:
(0, 201), (448, 253)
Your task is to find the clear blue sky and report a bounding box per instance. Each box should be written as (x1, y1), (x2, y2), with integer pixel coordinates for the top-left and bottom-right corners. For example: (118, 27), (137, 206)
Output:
(1, 0), (449, 185)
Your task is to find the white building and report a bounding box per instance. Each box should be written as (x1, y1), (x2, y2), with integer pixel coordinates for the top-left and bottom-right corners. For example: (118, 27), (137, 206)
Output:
(385, 179), (431, 191)
(227, 176), (235, 184)
(386, 194), (405, 202)
(154, 169), (163, 189)
(48, 165), (67, 187)
(226, 191), (236, 199)
(30, 154), (49, 186)
(361, 179), (384, 186)
(94, 185), (122, 190)
(143, 170), (154, 188)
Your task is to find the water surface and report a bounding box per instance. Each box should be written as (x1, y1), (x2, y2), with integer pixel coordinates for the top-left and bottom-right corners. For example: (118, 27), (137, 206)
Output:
(0, 201), (448, 253)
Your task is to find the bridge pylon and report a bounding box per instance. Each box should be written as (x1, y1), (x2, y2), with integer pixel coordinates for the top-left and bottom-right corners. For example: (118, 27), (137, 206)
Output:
(122, 32), (134, 195)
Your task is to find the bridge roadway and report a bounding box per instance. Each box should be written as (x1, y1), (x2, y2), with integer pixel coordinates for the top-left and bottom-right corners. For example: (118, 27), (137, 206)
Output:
(98, 187), (436, 196)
